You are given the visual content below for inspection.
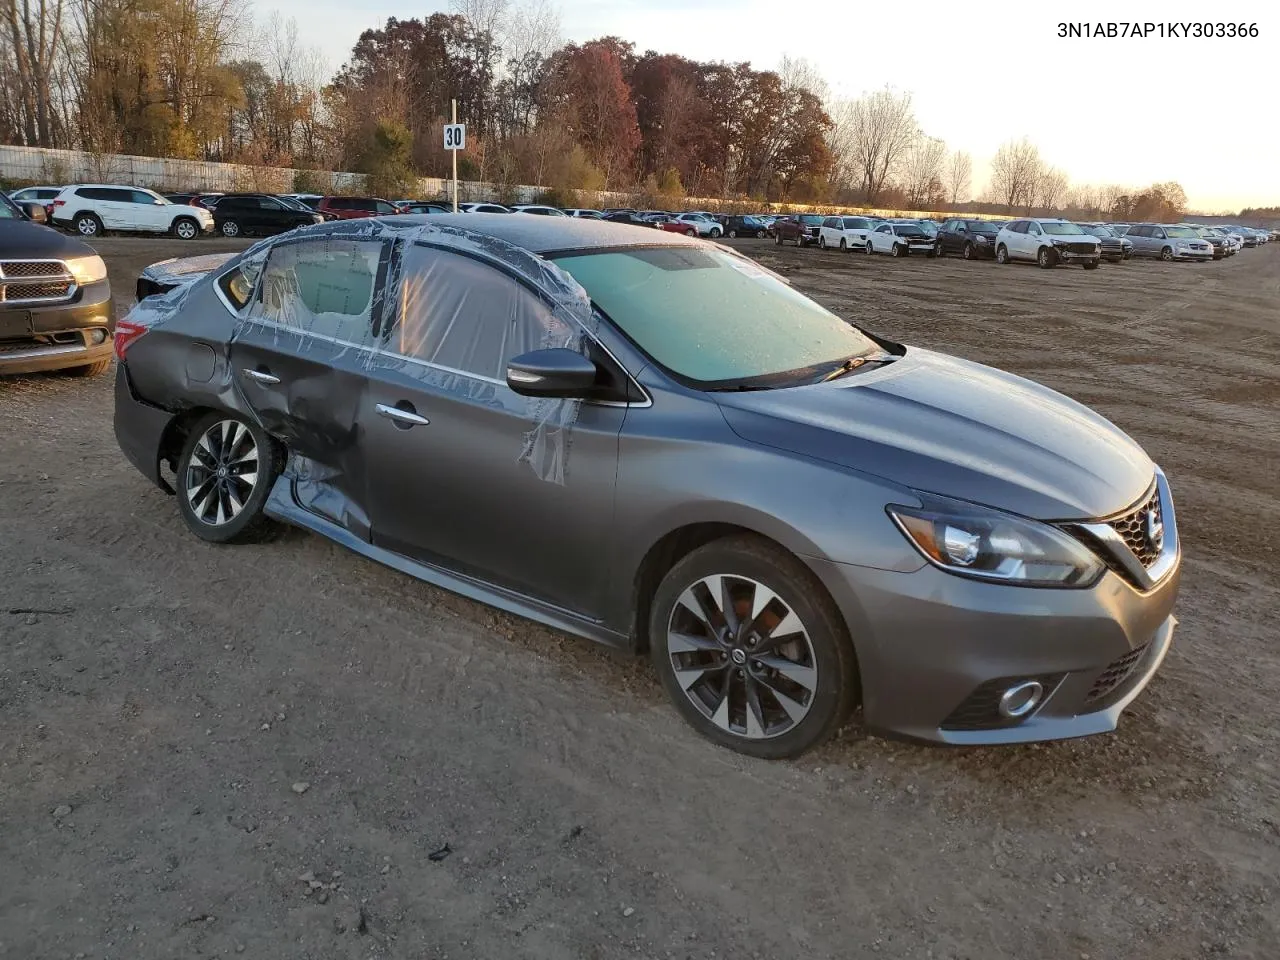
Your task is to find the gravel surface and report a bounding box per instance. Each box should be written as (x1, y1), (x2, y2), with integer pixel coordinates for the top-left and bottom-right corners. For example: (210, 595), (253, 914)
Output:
(1, 234), (1277, 959)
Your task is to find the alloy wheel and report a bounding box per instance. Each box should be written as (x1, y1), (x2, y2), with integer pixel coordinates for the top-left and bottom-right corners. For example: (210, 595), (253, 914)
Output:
(222, 220), (240, 237)
(185, 420), (260, 527)
(176, 220), (197, 240)
(666, 574), (818, 740)
(77, 217), (99, 236)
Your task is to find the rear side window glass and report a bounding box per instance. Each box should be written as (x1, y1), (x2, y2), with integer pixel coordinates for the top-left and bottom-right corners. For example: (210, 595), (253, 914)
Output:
(386, 244), (574, 381)
(130, 190), (156, 204)
(253, 238), (385, 345)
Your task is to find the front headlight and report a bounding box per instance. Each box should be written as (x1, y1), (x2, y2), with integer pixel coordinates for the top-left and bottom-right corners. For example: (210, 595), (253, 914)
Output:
(975, 235), (989, 243)
(887, 494), (1104, 588)
(65, 254), (108, 285)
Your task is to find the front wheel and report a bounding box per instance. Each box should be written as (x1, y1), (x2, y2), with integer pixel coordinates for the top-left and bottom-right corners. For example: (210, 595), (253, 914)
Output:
(839, 238), (847, 251)
(173, 217), (200, 240)
(728, 229), (738, 238)
(648, 536), (858, 759)
(995, 244), (1009, 264)
(1160, 246), (1174, 261)
(220, 219), (241, 238)
(1037, 246), (1056, 268)
(175, 413), (282, 544)
(709, 227), (722, 238)
(775, 232), (783, 245)
(891, 243), (905, 258)
(963, 242), (975, 260)
(1082, 259), (1100, 270)
(817, 235), (827, 250)
(65, 358), (112, 377)
(865, 241), (874, 255)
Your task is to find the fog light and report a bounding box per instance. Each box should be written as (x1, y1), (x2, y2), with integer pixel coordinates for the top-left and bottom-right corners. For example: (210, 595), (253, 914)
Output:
(998, 680), (1043, 719)
(90, 328), (108, 344)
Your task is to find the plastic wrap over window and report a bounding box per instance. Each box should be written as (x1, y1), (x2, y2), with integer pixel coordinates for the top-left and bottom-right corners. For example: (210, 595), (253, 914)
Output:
(224, 217), (599, 483)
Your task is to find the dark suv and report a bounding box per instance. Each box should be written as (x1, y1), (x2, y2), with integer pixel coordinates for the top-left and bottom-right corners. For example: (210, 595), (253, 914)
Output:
(937, 218), (1004, 259)
(0, 194), (114, 376)
(316, 196), (403, 220)
(773, 214), (824, 247)
(212, 194), (324, 238)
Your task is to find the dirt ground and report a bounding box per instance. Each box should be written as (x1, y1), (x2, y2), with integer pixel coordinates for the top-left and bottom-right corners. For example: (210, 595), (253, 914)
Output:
(2, 234), (1277, 959)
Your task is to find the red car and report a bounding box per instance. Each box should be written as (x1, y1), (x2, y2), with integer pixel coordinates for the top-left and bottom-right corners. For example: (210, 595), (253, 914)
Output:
(316, 196), (404, 220)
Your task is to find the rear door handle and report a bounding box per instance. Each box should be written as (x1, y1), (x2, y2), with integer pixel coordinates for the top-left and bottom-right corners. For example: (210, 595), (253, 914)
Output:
(243, 368), (281, 385)
(375, 402), (430, 427)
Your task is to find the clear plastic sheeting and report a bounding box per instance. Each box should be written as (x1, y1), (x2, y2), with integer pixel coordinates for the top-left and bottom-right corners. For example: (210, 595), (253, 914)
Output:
(223, 217), (599, 483)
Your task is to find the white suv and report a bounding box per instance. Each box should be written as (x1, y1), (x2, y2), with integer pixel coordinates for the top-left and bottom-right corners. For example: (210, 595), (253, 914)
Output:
(668, 213), (723, 238)
(995, 218), (1102, 269)
(51, 185), (213, 240)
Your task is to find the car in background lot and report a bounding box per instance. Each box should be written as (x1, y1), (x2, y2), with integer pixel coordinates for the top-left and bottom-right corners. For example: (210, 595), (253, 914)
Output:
(164, 192), (224, 209)
(274, 195), (338, 221)
(316, 196), (402, 220)
(937, 219), (1004, 259)
(562, 208), (604, 219)
(716, 215), (768, 238)
(1123, 224), (1213, 261)
(995, 219), (1101, 269)
(894, 218), (939, 240)
(50, 184), (213, 240)
(1218, 224), (1259, 247)
(9, 185), (63, 209)
(818, 216), (879, 251)
(1075, 223), (1133, 262)
(511, 205), (567, 216)
(604, 211), (657, 227)
(211, 193), (324, 238)
(663, 213), (723, 237)
(459, 202), (512, 214)
(866, 221), (938, 258)
(112, 214), (1181, 758)
(772, 214), (824, 247)
(0, 192), (114, 377)
(1184, 225), (1232, 259)
(397, 201), (451, 215)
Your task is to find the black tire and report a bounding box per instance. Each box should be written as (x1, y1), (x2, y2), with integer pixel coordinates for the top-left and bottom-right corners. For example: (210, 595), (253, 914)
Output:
(175, 412), (283, 544)
(65, 358), (112, 377)
(839, 238), (847, 250)
(1160, 246), (1174, 262)
(173, 216), (200, 240)
(728, 229), (738, 238)
(73, 212), (103, 238)
(891, 243), (905, 258)
(995, 244), (1009, 264)
(865, 241), (873, 255)
(709, 227), (722, 238)
(220, 219), (241, 238)
(927, 247), (938, 258)
(1037, 246), (1056, 269)
(648, 535), (859, 759)
(1082, 259), (1100, 270)
(963, 242), (975, 260)
(774, 231), (782, 245)
(685, 228), (697, 237)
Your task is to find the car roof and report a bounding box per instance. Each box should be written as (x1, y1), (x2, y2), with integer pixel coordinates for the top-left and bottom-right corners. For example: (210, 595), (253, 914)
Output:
(381, 213), (702, 253)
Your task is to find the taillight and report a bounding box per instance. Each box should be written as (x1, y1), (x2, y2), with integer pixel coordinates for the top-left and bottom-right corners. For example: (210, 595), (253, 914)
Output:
(114, 319), (149, 361)
(53, 199), (65, 207)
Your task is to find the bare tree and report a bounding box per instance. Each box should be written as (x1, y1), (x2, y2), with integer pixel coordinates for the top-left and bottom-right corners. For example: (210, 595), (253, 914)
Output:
(823, 97), (858, 195)
(989, 137), (1044, 210)
(1, 0), (69, 145)
(778, 54), (828, 102)
(1034, 166), (1068, 213)
(847, 86), (918, 204)
(944, 150), (971, 206)
(902, 135), (946, 209)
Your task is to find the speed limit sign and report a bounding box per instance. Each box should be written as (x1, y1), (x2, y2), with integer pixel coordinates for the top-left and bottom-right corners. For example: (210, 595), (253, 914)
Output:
(443, 123), (466, 151)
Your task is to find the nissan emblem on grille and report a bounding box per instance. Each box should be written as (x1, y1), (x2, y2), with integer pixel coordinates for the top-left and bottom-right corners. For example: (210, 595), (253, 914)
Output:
(1144, 507), (1164, 553)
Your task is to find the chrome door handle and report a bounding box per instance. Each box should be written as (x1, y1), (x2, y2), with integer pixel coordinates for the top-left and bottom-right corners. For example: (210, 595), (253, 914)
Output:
(243, 368), (281, 385)
(375, 403), (430, 427)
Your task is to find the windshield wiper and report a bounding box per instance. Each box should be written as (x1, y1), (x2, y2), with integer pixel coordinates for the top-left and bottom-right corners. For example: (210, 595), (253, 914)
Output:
(815, 353), (895, 384)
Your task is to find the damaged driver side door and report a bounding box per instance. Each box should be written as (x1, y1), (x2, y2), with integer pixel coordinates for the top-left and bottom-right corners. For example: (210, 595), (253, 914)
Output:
(228, 235), (393, 540)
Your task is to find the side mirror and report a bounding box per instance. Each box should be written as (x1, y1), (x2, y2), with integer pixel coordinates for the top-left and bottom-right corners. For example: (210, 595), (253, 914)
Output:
(506, 348), (599, 398)
(22, 202), (47, 223)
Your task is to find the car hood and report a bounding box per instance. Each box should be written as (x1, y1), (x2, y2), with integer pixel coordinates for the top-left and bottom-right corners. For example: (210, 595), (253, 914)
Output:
(0, 218), (97, 258)
(715, 347), (1154, 520)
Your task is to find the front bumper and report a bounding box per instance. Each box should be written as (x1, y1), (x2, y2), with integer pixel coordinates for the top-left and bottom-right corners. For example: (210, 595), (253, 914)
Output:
(1173, 247), (1214, 260)
(0, 279), (115, 375)
(1053, 247), (1102, 262)
(809, 545), (1181, 745)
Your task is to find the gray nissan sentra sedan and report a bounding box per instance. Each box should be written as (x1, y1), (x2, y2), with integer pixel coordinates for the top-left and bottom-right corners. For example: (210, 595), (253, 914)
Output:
(113, 216), (1180, 758)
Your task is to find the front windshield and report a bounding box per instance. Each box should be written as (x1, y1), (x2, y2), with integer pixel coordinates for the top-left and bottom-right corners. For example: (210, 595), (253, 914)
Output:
(799, 215), (824, 225)
(554, 247), (880, 386)
(966, 221), (995, 231)
(895, 225), (927, 237)
(1164, 225), (1199, 239)
(1040, 221), (1086, 235)
(0, 196), (21, 219)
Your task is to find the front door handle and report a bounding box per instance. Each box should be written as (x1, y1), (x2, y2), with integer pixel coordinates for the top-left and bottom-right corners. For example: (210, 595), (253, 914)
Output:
(375, 402), (430, 427)
(243, 368), (281, 385)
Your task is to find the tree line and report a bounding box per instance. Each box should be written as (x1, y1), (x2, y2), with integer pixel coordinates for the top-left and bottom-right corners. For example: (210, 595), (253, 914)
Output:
(1, 0), (1197, 217)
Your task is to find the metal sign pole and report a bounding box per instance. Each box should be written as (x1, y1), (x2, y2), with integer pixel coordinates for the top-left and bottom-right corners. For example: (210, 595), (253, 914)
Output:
(451, 99), (458, 213)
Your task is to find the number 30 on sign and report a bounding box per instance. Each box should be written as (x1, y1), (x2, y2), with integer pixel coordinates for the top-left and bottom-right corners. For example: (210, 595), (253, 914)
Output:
(443, 124), (466, 150)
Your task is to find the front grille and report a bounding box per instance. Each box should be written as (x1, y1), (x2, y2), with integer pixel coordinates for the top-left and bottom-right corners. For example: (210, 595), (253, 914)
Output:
(0, 260), (74, 304)
(1085, 644), (1149, 702)
(0, 260), (64, 278)
(3, 281), (73, 301)
(1109, 488), (1163, 566)
(1062, 242), (1098, 254)
(941, 673), (1064, 731)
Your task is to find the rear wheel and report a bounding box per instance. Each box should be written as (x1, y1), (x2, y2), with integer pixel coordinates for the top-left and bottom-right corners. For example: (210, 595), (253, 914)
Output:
(74, 212), (103, 238)
(175, 412), (282, 544)
(649, 536), (858, 759)
(685, 228), (697, 237)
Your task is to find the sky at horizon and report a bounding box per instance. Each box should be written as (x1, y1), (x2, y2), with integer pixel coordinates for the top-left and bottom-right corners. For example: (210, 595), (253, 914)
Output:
(259, 0), (1278, 211)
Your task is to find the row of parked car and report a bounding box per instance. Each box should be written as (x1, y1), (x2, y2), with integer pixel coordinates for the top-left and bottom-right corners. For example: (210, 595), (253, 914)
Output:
(764, 212), (1274, 268)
